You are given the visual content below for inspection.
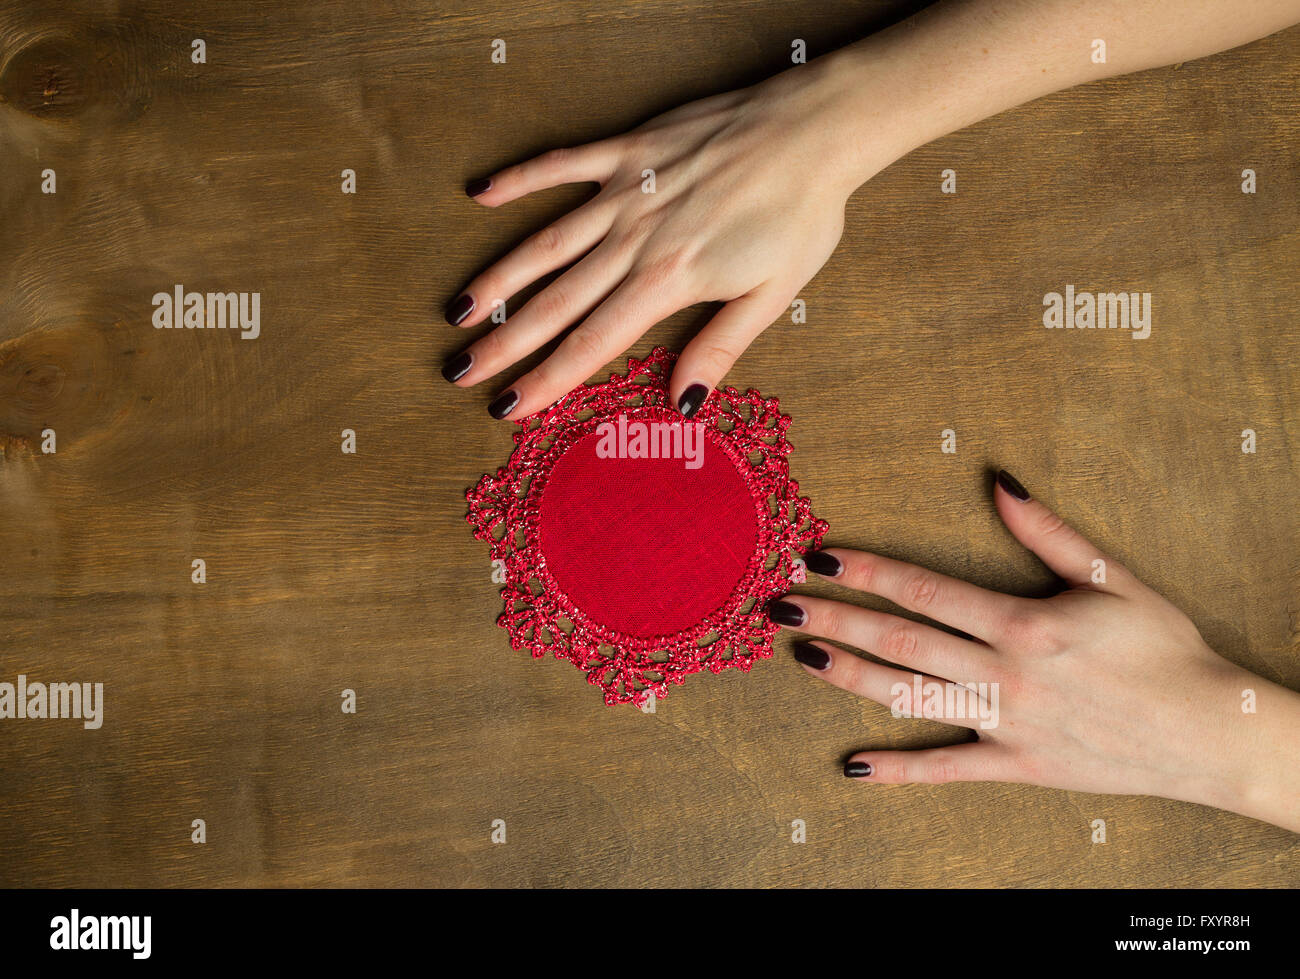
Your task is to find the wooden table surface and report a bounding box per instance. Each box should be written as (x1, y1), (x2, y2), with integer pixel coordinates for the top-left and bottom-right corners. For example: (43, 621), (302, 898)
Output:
(1, 0), (1297, 888)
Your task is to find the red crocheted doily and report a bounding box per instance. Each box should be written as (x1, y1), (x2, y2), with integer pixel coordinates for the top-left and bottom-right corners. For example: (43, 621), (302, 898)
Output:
(466, 348), (826, 706)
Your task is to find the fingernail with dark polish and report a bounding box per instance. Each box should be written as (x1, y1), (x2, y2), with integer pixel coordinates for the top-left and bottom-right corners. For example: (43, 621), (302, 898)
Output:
(844, 761), (874, 778)
(804, 550), (842, 578)
(488, 390), (519, 420)
(445, 294), (475, 326)
(465, 178), (492, 198)
(442, 351), (472, 383)
(996, 469), (1030, 502)
(792, 641), (830, 671)
(767, 599), (806, 628)
(678, 383), (708, 419)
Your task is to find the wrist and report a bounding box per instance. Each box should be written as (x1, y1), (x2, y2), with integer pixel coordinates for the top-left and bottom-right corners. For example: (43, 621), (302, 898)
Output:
(1182, 663), (1300, 833)
(1183, 665), (1256, 813)
(742, 45), (922, 202)
(801, 43), (924, 194)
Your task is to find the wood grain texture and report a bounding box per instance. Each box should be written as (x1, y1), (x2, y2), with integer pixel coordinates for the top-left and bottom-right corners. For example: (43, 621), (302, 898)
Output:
(0, 0), (1297, 887)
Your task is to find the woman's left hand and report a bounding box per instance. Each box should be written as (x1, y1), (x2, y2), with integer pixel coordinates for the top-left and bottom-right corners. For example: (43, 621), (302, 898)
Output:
(770, 469), (1300, 833)
(441, 59), (884, 420)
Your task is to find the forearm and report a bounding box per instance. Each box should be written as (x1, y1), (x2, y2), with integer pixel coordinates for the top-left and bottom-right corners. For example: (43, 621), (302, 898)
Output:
(809, 0), (1300, 189)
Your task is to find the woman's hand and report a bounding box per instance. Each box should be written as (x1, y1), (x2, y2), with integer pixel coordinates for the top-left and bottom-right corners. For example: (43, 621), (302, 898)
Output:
(443, 1), (1300, 420)
(771, 470), (1300, 833)
(441, 59), (882, 420)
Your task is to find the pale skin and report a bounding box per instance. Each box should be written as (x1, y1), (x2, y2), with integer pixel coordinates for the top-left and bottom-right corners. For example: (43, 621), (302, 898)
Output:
(444, 0), (1300, 416)
(444, 1), (1300, 831)
(775, 472), (1300, 835)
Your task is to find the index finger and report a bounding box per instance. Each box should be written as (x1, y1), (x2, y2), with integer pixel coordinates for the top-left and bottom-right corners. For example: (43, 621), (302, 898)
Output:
(486, 267), (684, 419)
(467, 141), (621, 208)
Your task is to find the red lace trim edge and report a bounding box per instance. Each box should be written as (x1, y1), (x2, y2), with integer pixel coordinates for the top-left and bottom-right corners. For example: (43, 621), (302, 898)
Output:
(465, 347), (827, 706)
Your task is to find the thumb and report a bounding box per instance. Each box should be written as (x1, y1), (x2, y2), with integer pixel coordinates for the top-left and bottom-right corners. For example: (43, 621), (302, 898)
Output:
(670, 286), (791, 418)
(992, 469), (1133, 592)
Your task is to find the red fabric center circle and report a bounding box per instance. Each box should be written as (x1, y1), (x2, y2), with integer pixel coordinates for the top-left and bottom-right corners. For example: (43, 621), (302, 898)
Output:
(537, 422), (760, 639)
